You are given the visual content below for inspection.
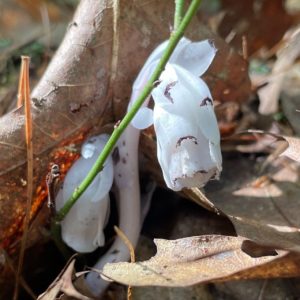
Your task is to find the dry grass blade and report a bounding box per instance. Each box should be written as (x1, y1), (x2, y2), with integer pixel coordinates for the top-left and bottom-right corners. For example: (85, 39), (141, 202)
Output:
(1, 249), (36, 299)
(13, 56), (34, 300)
(114, 226), (135, 300)
(17, 59), (25, 109)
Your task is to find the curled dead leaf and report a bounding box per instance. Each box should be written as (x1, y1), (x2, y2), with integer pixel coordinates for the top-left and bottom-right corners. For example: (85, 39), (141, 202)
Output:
(256, 26), (300, 114)
(37, 256), (90, 300)
(102, 235), (286, 287)
(205, 149), (300, 253)
(246, 130), (300, 163)
(0, 0), (251, 257)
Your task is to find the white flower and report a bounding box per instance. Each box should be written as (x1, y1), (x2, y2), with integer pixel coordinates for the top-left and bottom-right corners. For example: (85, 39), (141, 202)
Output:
(131, 37), (222, 191)
(55, 134), (113, 253)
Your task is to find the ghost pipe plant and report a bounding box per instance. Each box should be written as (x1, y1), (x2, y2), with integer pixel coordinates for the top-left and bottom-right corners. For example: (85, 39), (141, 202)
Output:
(52, 0), (204, 294)
(85, 109), (142, 296)
(55, 134), (113, 253)
(84, 37), (222, 296)
(84, 38), (222, 297)
(54, 0), (202, 225)
(131, 37), (222, 191)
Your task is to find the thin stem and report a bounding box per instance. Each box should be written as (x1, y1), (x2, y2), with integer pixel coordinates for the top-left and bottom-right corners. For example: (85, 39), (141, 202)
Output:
(54, 0), (202, 224)
(174, 0), (185, 31)
(17, 60), (25, 108)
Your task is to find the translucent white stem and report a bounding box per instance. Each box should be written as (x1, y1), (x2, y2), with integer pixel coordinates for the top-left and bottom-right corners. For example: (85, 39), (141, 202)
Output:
(85, 124), (141, 297)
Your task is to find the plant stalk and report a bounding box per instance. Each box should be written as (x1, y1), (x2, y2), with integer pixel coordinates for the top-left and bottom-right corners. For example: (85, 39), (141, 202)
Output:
(54, 0), (202, 224)
(174, 0), (185, 31)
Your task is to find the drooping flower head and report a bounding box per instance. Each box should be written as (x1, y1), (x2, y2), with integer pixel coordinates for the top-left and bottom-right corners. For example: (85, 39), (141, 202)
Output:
(131, 37), (222, 191)
(55, 134), (113, 253)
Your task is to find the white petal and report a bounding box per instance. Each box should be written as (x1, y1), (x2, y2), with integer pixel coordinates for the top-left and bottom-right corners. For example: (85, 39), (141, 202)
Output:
(173, 168), (217, 190)
(151, 64), (178, 108)
(60, 194), (110, 252)
(153, 105), (218, 191)
(168, 37), (191, 62)
(62, 154), (113, 204)
(131, 107), (154, 129)
(209, 141), (222, 171)
(134, 37), (189, 91)
(172, 64), (220, 144)
(174, 39), (217, 76)
(131, 62), (158, 107)
(81, 143), (96, 159)
(94, 155), (113, 202)
(56, 134), (113, 253)
(54, 187), (64, 211)
(81, 134), (110, 158)
(131, 37), (190, 108)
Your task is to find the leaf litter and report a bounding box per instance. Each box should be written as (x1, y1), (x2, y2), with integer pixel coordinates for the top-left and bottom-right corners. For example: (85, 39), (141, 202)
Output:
(2, 0), (300, 299)
(102, 235), (287, 287)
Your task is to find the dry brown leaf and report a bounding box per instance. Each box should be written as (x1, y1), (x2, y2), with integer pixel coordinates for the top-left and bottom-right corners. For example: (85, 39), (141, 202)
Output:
(280, 135), (300, 162)
(281, 90), (300, 136)
(16, 0), (62, 21)
(0, 0), (251, 256)
(229, 130), (300, 164)
(102, 235), (286, 287)
(218, 0), (293, 55)
(205, 153), (300, 252)
(37, 257), (90, 300)
(257, 26), (300, 114)
(0, 0), (115, 254)
(248, 130), (300, 163)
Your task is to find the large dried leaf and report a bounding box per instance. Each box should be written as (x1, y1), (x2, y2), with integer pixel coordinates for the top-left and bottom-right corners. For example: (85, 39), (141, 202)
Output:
(218, 0), (293, 55)
(240, 130), (300, 163)
(205, 154), (300, 252)
(0, 0), (114, 252)
(0, 0), (251, 254)
(257, 26), (300, 114)
(102, 235), (286, 287)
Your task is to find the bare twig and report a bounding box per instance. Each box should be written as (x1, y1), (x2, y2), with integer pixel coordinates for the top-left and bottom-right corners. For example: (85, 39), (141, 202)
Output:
(242, 35), (248, 61)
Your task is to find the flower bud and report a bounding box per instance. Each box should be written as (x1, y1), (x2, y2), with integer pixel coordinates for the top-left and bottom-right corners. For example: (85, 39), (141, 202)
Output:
(131, 37), (222, 191)
(152, 64), (222, 191)
(55, 134), (113, 253)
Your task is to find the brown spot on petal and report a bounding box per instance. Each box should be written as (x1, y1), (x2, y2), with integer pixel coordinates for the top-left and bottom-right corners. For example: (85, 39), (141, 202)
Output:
(176, 136), (198, 147)
(196, 170), (208, 174)
(208, 39), (216, 50)
(164, 81), (178, 103)
(200, 97), (213, 107)
(112, 147), (120, 164)
(211, 170), (219, 180)
(172, 169), (211, 186)
(88, 137), (97, 144)
(153, 80), (161, 88)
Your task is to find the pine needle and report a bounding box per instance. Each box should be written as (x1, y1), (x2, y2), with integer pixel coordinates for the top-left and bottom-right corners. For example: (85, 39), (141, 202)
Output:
(13, 56), (34, 300)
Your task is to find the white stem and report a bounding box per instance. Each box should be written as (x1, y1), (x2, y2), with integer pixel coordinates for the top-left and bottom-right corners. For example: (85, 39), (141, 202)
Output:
(85, 123), (141, 297)
(85, 55), (154, 297)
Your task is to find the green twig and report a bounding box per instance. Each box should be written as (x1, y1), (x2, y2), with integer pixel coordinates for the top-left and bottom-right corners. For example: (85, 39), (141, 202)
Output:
(174, 0), (185, 31)
(54, 0), (202, 226)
